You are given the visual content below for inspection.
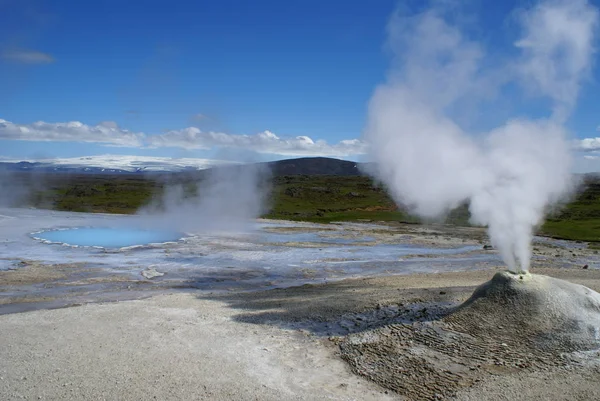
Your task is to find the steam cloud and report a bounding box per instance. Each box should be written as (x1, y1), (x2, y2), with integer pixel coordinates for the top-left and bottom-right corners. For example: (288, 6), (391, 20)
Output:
(138, 163), (270, 234)
(365, 0), (598, 273)
(0, 170), (47, 209)
(0, 171), (24, 207)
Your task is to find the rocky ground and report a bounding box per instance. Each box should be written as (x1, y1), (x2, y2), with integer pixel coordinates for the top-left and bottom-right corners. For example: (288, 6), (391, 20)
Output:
(0, 292), (396, 401)
(3, 267), (599, 400)
(217, 267), (600, 401)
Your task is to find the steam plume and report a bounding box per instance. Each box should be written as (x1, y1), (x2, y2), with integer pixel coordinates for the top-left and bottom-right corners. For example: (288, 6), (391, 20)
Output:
(0, 170), (47, 208)
(365, 0), (598, 273)
(138, 163), (270, 233)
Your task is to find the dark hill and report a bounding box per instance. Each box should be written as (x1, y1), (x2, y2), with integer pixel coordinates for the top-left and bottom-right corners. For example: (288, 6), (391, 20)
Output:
(162, 157), (364, 181)
(267, 157), (361, 176)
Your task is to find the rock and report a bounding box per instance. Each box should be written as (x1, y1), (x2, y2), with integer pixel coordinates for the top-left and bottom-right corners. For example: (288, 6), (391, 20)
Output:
(583, 264), (589, 269)
(483, 244), (493, 250)
(141, 267), (165, 279)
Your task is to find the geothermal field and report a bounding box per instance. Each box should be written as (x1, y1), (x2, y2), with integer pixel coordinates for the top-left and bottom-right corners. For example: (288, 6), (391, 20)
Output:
(3, 0), (600, 400)
(1, 206), (598, 314)
(2, 205), (600, 400)
(0, 207), (496, 311)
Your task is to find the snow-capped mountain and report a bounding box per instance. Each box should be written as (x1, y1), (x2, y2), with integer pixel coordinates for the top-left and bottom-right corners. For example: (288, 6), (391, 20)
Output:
(0, 155), (235, 174)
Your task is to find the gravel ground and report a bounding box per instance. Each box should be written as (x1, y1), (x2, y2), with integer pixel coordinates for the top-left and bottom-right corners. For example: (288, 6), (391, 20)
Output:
(0, 293), (396, 401)
(2, 267), (600, 400)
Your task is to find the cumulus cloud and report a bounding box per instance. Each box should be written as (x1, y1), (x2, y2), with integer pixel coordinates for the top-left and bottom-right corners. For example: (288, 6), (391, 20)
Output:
(575, 134), (600, 151)
(0, 119), (144, 147)
(147, 128), (367, 156)
(1, 49), (55, 64)
(0, 118), (366, 157)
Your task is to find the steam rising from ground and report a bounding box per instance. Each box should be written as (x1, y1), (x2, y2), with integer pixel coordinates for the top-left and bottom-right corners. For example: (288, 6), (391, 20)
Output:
(365, 0), (598, 273)
(138, 163), (270, 233)
(0, 171), (22, 207)
(0, 170), (48, 208)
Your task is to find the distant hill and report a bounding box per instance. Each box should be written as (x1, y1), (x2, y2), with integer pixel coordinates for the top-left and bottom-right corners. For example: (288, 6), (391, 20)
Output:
(267, 157), (361, 176)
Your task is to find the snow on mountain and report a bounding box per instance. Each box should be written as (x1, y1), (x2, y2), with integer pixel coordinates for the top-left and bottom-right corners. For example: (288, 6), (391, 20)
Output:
(0, 155), (236, 173)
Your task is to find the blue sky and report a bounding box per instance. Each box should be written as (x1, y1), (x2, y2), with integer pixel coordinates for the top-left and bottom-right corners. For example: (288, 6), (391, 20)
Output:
(1, 0), (600, 171)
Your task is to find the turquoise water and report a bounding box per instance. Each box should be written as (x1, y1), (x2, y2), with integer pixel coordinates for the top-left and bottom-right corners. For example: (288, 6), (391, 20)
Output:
(34, 227), (184, 248)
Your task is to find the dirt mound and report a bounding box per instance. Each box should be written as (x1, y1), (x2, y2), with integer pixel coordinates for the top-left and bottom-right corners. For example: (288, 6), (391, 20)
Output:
(447, 271), (600, 352)
(340, 272), (600, 400)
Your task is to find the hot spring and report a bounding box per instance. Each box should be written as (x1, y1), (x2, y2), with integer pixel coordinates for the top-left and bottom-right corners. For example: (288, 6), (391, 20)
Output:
(32, 227), (185, 248)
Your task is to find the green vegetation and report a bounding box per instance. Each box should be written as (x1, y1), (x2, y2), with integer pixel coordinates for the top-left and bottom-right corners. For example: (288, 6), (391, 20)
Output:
(538, 177), (600, 242)
(8, 171), (600, 243)
(24, 174), (157, 214)
(264, 175), (417, 223)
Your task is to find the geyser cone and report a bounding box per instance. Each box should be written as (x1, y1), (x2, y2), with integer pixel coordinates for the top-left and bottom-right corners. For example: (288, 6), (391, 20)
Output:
(446, 272), (600, 352)
(340, 271), (600, 399)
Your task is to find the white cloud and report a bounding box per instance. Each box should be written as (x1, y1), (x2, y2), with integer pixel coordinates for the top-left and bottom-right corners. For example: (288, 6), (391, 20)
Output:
(0, 118), (367, 157)
(1, 49), (55, 64)
(0, 119), (144, 147)
(98, 121), (119, 129)
(573, 137), (600, 151)
(147, 128), (367, 157)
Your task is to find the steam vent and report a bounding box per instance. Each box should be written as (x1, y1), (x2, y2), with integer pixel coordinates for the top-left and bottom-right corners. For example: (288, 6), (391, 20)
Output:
(340, 273), (600, 400)
(449, 272), (600, 351)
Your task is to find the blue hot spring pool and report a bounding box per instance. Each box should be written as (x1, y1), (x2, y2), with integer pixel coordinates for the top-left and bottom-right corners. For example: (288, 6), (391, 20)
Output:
(33, 227), (185, 248)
